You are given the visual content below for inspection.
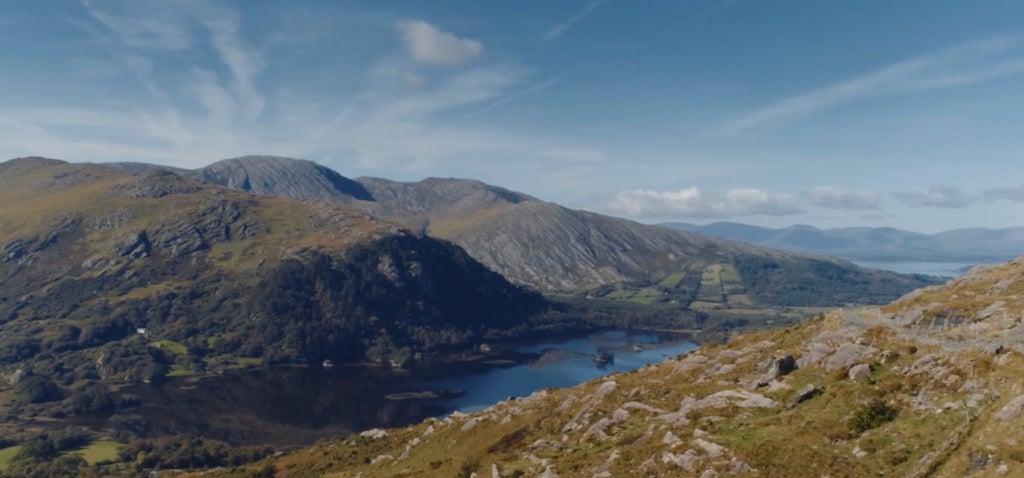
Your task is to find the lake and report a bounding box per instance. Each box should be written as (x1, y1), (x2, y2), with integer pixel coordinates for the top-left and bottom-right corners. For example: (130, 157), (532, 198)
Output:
(852, 261), (992, 277)
(129, 330), (697, 446)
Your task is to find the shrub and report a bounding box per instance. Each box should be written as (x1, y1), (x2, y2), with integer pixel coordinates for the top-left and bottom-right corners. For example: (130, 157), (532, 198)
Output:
(848, 399), (898, 434)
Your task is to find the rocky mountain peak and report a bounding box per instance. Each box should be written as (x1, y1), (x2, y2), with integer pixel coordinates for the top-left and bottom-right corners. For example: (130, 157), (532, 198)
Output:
(195, 155), (374, 202)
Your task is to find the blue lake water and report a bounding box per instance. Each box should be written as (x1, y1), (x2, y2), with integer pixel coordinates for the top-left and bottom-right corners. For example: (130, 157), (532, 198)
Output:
(133, 329), (698, 445)
(852, 261), (991, 277)
(400, 330), (699, 413)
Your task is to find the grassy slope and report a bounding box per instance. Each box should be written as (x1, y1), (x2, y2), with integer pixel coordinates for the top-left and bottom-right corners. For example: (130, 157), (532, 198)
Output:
(0, 446), (20, 472)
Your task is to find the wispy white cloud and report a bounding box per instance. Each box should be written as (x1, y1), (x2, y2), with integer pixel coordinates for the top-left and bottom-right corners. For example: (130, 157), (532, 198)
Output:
(725, 37), (1024, 133)
(67, 57), (120, 80)
(607, 187), (804, 218)
(81, 0), (191, 50)
(184, 2), (267, 121)
(544, 0), (604, 42)
(468, 75), (562, 118)
(802, 186), (881, 210)
(985, 185), (1024, 203)
(892, 184), (978, 208)
(397, 20), (483, 66)
(2, 5), (608, 186)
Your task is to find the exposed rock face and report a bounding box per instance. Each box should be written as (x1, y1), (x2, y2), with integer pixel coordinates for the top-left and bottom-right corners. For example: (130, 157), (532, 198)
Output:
(193, 155), (374, 202)
(824, 343), (876, 372)
(115, 170), (201, 198)
(755, 355), (796, 387)
(848, 363), (872, 381)
(110, 231), (151, 259)
(994, 395), (1024, 420)
(792, 384), (823, 404)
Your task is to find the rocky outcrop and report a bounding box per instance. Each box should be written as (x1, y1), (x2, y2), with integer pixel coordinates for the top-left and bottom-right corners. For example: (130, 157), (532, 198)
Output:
(755, 355), (796, 387)
(110, 231), (151, 259)
(114, 170), (201, 198)
(193, 155), (374, 202)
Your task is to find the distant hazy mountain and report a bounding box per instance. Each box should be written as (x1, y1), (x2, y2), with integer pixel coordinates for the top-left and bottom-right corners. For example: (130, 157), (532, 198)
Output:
(157, 156), (938, 308)
(662, 221), (1023, 263)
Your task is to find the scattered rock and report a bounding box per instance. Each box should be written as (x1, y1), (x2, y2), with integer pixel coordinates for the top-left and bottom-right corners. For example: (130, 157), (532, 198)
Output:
(755, 355), (797, 387)
(461, 417), (480, 432)
(662, 431), (682, 447)
(538, 465), (559, 478)
(797, 342), (834, 368)
(612, 408), (629, 423)
(696, 389), (778, 409)
(673, 353), (709, 375)
(529, 439), (564, 452)
(994, 395), (1024, 420)
(824, 343), (875, 372)
(728, 458), (752, 474)
(765, 380), (791, 392)
(622, 401), (667, 414)
(848, 364), (871, 382)
(7, 368), (26, 386)
(583, 417), (613, 441)
(982, 343), (1004, 355)
(694, 438), (725, 458)
(792, 384), (822, 404)
(370, 454), (393, 465)
(662, 450), (699, 471)
(360, 428), (388, 440)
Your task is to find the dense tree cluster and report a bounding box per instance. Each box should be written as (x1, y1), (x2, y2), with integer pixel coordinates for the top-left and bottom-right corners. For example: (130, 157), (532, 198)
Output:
(732, 254), (932, 306)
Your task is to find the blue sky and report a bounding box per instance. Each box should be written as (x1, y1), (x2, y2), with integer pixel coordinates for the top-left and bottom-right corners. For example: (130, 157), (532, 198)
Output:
(2, 0), (1024, 233)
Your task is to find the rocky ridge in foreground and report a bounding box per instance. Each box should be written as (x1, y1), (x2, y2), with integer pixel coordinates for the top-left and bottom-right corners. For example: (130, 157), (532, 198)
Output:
(191, 258), (1024, 477)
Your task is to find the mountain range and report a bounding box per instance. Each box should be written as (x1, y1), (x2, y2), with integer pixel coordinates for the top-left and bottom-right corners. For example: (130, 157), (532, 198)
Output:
(663, 221), (1024, 264)
(108, 155), (938, 309)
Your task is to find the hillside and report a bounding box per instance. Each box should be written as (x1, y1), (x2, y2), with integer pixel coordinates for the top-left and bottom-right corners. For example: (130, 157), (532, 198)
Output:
(193, 257), (1024, 478)
(0, 157), (552, 452)
(175, 156), (939, 309)
(664, 221), (1023, 264)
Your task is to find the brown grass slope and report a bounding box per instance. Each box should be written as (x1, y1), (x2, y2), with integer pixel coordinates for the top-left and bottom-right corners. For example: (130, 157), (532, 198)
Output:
(194, 256), (1024, 478)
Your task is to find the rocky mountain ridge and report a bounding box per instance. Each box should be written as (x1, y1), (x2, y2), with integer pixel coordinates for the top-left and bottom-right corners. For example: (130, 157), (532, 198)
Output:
(192, 255), (1024, 477)
(112, 155), (940, 308)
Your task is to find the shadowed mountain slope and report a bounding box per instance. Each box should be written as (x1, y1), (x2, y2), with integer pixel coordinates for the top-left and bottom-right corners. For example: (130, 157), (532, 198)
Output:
(0, 156), (547, 387)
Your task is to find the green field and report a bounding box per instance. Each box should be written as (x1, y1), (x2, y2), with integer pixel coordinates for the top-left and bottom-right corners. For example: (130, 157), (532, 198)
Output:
(63, 439), (120, 465)
(0, 445), (21, 471)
